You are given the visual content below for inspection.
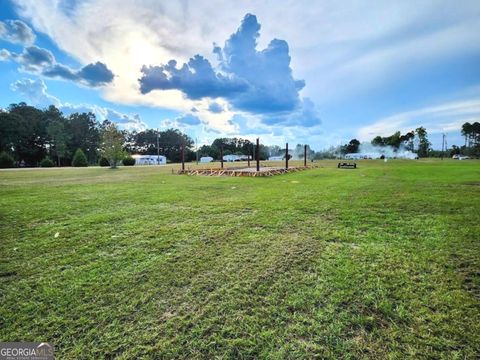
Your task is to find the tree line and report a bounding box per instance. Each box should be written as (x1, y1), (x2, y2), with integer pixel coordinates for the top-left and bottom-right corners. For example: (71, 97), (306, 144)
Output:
(338, 123), (480, 158)
(340, 127), (430, 157)
(1, 103), (478, 167)
(0, 103), (195, 167)
(0, 103), (316, 167)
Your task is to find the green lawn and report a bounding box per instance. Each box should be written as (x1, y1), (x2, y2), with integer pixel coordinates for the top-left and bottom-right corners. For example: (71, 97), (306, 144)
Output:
(1, 160), (479, 359)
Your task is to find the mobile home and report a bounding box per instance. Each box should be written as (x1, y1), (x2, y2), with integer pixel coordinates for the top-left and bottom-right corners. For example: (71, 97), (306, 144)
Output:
(132, 154), (167, 165)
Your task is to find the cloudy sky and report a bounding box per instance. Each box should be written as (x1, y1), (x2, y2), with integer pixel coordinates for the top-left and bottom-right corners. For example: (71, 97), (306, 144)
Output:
(1, 0), (479, 149)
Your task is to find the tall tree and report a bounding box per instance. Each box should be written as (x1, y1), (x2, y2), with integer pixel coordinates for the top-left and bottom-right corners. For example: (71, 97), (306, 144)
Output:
(46, 106), (69, 166)
(67, 112), (100, 164)
(415, 127), (430, 157)
(128, 129), (159, 154)
(461, 121), (480, 157)
(384, 131), (401, 148)
(0, 111), (25, 156)
(159, 129), (194, 162)
(371, 136), (384, 147)
(471, 122), (480, 146)
(341, 139), (361, 154)
(400, 131), (415, 151)
(461, 122), (472, 147)
(100, 123), (125, 169)
(8, 103), (48, 165)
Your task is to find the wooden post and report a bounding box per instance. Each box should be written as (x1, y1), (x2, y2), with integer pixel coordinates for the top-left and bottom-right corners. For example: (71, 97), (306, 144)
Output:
(181, 144), (185, 171)
(441, 133), (445, 160)
(256, 138), (260, 172)
(285, 143), (289, 169)
(304, 144), (307, 167)
(247, 143), (251, 167)
(220, 144), (224, 169)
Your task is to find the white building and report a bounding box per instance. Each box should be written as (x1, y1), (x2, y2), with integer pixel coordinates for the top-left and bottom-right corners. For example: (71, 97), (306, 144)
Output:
(223, 155), (238, 162)
(268, 156), (284, 161)
(132, 154), (167, 165)
(200, 156), (214, 163)
(222, 154), (251, 162)
(345, 153), (379, 160)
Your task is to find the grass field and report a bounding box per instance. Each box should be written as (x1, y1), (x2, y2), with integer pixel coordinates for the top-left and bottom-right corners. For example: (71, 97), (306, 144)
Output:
(1, 160), (479, 359)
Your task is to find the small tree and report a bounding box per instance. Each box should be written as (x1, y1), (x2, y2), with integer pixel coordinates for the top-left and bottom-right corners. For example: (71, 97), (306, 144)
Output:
(122, 156), (136, 166)
(72, 148), (88, 167)
(101, 123), (125, 169)
(40, 157), (55, 167)
(98, 157), (110, 167)
(0, 151), (15, 168)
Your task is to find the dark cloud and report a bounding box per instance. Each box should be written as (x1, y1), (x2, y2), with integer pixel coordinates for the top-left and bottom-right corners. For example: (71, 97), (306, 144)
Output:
(1, 45), (114, 87)
(15, 46), (55, 72)
(138, 14), (306, 115)
(44, 61), (114, 86)
(0, 20), (36, 45)
(77, 61), (114, 86)
(43, 63), (79, 81)
(208, 102), (224, 113)
(139, 56), (246, 98)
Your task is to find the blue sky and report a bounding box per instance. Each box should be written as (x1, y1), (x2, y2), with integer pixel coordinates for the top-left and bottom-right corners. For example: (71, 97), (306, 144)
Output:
(1, 0), (479, 150)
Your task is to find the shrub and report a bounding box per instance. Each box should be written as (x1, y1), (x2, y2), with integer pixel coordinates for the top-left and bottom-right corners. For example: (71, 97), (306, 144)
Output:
(122, 156), (136, 166)
(98, 157), (110, 167)
(40, 157), (55, 167)
(72, 148), (88, 167)
(0, 152), (15, 168)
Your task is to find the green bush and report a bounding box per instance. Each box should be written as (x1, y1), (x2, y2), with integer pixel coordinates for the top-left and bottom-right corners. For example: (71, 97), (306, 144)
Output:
(0, 152), (15, 168)
(122, 156), (136, 166)
(40, 157), (55, 167)
(72, 148), (88, 167)
(98, 157), (110, 167)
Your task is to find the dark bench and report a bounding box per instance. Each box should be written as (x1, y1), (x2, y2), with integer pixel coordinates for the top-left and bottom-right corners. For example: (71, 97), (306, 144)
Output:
(338, 162), (357, 169)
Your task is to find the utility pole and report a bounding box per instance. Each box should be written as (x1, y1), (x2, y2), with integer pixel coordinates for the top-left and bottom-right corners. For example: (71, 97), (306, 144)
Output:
(445, 134), (448, 156)
(220, 144), (224, 169)
(285, 143), (289, 169)
(304, 144), (307, 167)
(156, 128), (160, 165)
(441, 133), (445, 160)
(256, 138), (260, 172)
(181, 142), (185, 171)
(196, 137), (199, 165)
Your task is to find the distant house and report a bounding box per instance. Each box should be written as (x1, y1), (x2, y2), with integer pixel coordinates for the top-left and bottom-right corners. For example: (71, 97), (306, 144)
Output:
(200, 156), (213, 163)
(268, 156), (284, 161)
(132, 154), (166, 165)
(222, 154), (250, 162)
(345, 153), (374, 160)
(223, 155), (237, 162)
